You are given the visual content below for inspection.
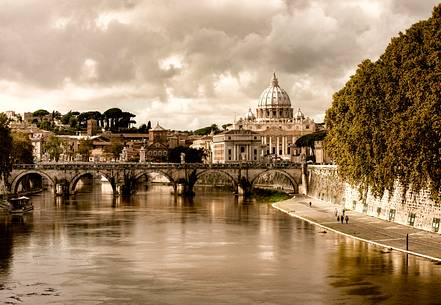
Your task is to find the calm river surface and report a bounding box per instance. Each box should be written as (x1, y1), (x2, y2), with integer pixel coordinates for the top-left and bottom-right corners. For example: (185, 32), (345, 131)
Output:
(1, 185), (441, 305)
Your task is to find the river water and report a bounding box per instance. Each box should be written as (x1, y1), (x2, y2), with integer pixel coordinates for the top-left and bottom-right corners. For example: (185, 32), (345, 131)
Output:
(0, 185), (441, 305)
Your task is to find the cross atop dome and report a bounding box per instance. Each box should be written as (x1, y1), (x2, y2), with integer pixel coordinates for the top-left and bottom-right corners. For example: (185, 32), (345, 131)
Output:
(271, 72), (279, 87)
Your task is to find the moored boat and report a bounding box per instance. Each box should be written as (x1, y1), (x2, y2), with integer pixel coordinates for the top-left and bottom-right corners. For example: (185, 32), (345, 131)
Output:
(1, 196), (34, 214)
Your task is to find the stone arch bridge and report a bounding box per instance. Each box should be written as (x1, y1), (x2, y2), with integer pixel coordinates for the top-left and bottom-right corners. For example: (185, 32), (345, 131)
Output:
(8, 162), (306, 197)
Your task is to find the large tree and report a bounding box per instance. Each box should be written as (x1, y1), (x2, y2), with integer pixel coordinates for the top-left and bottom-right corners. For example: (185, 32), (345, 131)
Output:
(44, 136), (64, 162)
(0, 113), (13, 186)
(325, 5), (441, 201)
(11, 132), (34, 164)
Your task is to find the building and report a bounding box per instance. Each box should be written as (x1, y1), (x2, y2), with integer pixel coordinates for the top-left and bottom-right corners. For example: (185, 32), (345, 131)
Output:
(211, 129), (262, 163)
(230, 73), (316, 162)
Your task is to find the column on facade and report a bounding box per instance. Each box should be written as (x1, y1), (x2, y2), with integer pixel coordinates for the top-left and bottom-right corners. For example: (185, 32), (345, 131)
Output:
(269, 136), (272, 155)
(282, 136), (285, 156)
(276, 137), (280, 156)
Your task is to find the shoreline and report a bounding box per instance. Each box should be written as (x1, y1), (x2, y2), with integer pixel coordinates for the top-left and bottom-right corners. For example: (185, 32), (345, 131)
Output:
(272, 195), (441, 263)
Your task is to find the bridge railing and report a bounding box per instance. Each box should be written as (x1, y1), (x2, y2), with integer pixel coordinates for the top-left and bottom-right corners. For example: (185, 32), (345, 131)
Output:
(12, 161), (302, 170)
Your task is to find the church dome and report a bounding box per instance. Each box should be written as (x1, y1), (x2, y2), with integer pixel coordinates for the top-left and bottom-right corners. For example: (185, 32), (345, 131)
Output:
(244, 108), (255, 121)
(258, 73), (291, 108)
(294, 108), (304, 120)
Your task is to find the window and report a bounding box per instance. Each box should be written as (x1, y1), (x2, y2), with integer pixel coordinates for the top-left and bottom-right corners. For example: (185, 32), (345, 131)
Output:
(279, 150), (282, 155)
(408, 213), (416, 226)
(432, 218), (440, 232)
(388, 209), (396, 221)
(240, 147), (245, 153)
(228, 149), (231, 155)
(228, 136), (231, 140)
(254, 149), (257, 155)
(228, 157), (231, 160)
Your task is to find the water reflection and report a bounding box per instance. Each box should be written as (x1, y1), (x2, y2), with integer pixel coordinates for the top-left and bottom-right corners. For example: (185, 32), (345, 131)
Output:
(0, 185), (440, 304)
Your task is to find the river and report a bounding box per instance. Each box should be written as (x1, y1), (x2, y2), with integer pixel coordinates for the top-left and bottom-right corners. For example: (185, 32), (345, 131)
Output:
(0, 184), (440, 305)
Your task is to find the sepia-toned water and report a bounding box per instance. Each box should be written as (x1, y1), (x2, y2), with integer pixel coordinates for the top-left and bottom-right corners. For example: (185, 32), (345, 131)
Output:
(0, 184), (440, 305)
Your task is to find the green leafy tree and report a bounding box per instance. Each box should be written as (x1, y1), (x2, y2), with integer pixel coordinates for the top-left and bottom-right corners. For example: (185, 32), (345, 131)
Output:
(33, 109), (49, 117)
(325, 5), (441, 201)
(11, 132), (34, 164)
(44, 136), (64, 162)
(168, 146), (206, 163)
(295, 131), (327, 148)
(0, 113), (13, 185)
(78, 139), (93, 161)
(104, 138), (124, 160)
(194, 124), (220, 135)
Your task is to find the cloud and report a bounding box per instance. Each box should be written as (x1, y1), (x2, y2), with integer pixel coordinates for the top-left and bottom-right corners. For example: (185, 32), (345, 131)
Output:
(0, 0), (438, 129)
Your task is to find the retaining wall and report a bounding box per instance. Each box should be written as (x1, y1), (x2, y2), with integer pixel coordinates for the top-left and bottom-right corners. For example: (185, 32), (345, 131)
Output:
(307, 165), (441, 234)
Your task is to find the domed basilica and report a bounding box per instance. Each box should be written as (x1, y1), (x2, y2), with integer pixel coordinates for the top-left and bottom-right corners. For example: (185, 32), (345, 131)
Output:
(231, 73), (316, 161)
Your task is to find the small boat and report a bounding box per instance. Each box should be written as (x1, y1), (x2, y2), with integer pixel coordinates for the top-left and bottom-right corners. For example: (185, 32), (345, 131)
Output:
(1, 196), (34, 214)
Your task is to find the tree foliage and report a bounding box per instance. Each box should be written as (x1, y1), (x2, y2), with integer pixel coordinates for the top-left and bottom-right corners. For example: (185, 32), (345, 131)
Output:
(0, 113), (13, 183)
(11, 132), (34, 164)
(325, 5), (441, 201)
(295, 131), (327, 148)
(44, 136), (64, 162)
(33, 109), (49, 117)
(104, 137), (124, 159)
(78, 139), (93, 161)
(194, 124), (220, 135)
(168, 146), (206, 163)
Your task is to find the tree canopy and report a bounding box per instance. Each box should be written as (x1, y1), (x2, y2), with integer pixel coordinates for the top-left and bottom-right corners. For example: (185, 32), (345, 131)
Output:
(168, 146), (206, 163)
(0, 113), (13, 184)
(325, 5), (441, 201)
(11, 132), (34, 164)
(295, 131), (327, 148)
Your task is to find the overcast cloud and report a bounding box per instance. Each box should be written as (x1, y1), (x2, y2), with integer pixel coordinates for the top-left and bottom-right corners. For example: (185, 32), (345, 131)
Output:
(0, 0), (438, 130)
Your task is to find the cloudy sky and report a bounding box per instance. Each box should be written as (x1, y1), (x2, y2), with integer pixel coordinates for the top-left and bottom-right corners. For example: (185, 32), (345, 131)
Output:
(0, 0), (438, 130)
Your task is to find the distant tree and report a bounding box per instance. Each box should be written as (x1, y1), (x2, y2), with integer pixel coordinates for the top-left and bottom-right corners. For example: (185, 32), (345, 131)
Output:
(33, 109), (49, 117)
(39, 120), (53, 131)
(0, 113), (13, 185)
(11, 132), (34, 164)
(69, 116), (78, 128)
(147, 121), (152, 131)
(103, 108), (123, 130)
(325, 4), (441, 201)
(222, 123), (232, 130)
(78, 139), (93, 161)
(295, 131), (327, 148)
(194, 124), (220, 136)
(44, 136), (64, 162)
(138, 124), (147, 133)
(104, 138), (124, 160)
(168, 146), (206, 163)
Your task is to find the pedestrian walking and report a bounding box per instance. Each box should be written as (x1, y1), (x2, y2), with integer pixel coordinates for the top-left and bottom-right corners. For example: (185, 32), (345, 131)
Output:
(337, 215), (340, 222)
(342, 208), (345, 216)
(341, 215), (344, 224)
(309, 202), (312, 207)
(334, 208), (338, 216)
(345, 215), (349, 224)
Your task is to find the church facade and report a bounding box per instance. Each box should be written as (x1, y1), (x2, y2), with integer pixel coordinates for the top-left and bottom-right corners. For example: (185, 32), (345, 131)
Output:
(230, 73), (316, 162)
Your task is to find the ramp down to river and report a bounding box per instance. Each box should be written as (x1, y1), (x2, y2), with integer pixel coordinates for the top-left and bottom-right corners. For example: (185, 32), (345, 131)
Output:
(273, 195), (441, 262)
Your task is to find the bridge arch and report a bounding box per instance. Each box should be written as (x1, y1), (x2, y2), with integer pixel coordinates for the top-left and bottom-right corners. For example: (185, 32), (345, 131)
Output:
(69, 171), (116, 195)
(250, 169), (299, 193)
(195, 169), (239, 189)
(10, 170), (55, 194)
(134, 170), (175, 185)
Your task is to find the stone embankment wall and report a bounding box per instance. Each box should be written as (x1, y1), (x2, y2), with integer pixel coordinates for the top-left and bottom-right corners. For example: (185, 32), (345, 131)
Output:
(307, 165), (441, 234)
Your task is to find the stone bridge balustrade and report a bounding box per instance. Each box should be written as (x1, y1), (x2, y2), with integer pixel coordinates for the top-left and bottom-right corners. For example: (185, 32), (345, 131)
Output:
(9, 162), (305, 197)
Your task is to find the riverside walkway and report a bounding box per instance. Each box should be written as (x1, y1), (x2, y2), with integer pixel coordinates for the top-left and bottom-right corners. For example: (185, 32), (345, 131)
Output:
(273, 195), (441, 262)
